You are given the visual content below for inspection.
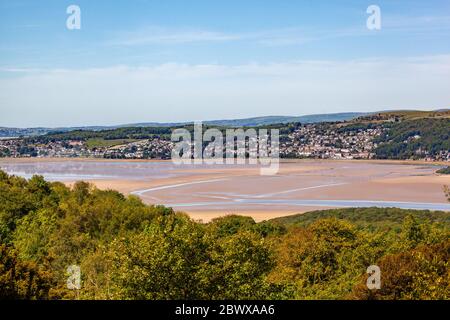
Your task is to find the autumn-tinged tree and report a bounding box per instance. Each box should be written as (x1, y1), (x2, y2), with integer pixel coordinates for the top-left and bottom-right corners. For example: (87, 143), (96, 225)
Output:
(350, 241), (450, 300)
(268, 218), (361, 299)
(0, 244), (53, 299)
(273, 218), (357, 281)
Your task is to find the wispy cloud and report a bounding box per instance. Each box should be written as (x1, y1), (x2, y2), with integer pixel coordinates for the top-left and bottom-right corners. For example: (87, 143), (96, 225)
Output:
(107, 27), (243, 46)
(106, 13), (450, 48)
(1, 55), (449, 127)
(0, 67), (47, 73)
(383, 14), (450, 30)
(106, 26), (359, 48)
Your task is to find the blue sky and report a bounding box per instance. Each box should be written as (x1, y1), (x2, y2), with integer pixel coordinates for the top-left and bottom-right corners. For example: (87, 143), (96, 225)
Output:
(1, 0), (450, 127)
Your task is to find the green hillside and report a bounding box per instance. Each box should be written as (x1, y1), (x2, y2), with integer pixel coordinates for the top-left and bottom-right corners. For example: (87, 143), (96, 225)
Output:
(373, 118), (449, 159)
(270, 207), (450, 229)
(355, 109), (450, 123)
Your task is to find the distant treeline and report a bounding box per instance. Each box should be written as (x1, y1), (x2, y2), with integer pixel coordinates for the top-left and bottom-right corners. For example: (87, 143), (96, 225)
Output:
(1, 171), (449, 300)
(26, 126), (176, 143)
(26, 123), (298, 143)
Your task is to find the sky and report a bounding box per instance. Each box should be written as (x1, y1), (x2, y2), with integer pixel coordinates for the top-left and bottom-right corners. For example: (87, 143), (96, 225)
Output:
(0, 0), (450, 127)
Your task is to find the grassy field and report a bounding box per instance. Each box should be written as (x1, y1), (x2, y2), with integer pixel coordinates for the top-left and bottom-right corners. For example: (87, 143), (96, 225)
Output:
(353, 110), (450, 124)
(437, 166), (450, 174)
(85, 138), (139, 149)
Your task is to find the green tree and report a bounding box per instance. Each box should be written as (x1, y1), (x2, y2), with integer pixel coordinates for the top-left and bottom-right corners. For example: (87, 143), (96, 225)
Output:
(199, 230), (275, 299)
(107, 214), (207, 299)
(401, 215), (425, 248)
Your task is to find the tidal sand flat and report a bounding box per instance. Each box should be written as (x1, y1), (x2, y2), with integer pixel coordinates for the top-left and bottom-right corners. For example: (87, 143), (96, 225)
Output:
(1, 158), (449, 221)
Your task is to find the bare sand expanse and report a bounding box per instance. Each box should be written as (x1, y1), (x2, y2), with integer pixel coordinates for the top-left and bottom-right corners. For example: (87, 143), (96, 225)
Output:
(1, 158), (449, 222)
(2, 157), (449, 166)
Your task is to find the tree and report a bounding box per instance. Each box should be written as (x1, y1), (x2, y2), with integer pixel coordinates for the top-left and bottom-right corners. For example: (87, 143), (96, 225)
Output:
(0, 244), (53, 299)
(350, 241), (450, 300)
(208, 215), (256, 237)
(107, 214), (208, 299)
(198, 230), (275, 299)
(269, 218), (359, 299)
(401, 215), (425, 248)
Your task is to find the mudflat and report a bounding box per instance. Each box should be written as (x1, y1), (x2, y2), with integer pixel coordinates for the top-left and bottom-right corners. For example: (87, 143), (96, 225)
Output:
(1, 158), (449, 222)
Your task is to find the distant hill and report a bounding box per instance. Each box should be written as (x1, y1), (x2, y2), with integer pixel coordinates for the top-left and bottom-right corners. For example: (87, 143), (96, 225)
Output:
(2, 110), (447, 138)
(0, 112), (368, 138)
(0, 126), (108, 139)
(202, 112), (369, 127)
(81, 112), (370, 128)
(354, 109), (450, 123)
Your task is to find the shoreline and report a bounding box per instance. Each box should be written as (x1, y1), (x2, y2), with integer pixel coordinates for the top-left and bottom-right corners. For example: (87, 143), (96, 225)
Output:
(1, 158), (448, 222)
(0, 157), (448, 166)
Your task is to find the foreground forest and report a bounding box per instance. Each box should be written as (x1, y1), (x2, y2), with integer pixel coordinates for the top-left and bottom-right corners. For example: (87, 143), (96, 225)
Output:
(0, 170), (449, 300)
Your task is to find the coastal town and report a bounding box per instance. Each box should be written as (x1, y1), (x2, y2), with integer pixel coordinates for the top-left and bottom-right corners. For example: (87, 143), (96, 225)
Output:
(1, 121), (448, 162)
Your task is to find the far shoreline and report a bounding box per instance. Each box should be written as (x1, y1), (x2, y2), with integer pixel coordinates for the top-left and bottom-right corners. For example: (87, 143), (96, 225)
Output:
(0, 157), (448, 167)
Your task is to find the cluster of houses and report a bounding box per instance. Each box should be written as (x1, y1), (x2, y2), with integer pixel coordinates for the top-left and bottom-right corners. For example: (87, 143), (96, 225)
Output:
(103, 139), (173, 159)
(0, 139), (102, 158)
(413, 149), (450, 162)
(0, 138), (173, 159)
(279, 124), (384, 159)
